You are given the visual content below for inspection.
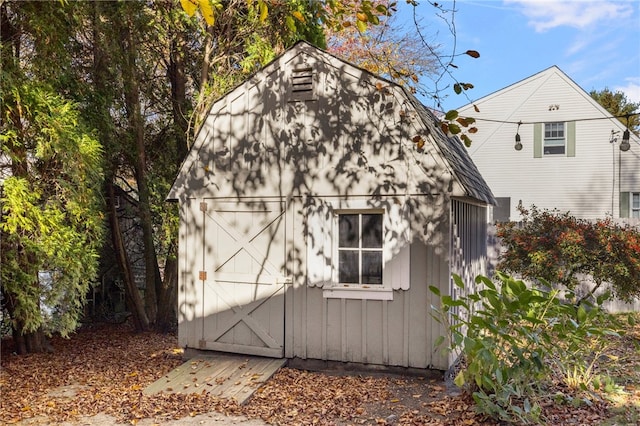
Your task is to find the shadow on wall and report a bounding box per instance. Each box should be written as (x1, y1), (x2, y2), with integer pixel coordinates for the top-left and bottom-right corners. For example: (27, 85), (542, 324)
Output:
(169, 44), (490, 368)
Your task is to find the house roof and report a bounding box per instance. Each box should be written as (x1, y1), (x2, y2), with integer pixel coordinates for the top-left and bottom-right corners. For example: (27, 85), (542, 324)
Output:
(168, 41), (495, 205)
(458, 65), (639, 141)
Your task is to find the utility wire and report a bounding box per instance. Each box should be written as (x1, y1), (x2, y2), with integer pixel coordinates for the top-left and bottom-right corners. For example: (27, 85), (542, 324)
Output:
(449, 112), (640, 126)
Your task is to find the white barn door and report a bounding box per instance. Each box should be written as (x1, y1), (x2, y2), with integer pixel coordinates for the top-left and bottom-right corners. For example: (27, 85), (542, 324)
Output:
(199, 200), (287, 358)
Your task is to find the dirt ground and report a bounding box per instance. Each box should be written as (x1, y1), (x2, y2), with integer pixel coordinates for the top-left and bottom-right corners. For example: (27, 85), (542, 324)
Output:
(10, 373), (464, 425)
(3, 321), (632, 425)
(13, 412), (268, 425)
(3, 367), (479, 426)
(0, 324), (485, 425)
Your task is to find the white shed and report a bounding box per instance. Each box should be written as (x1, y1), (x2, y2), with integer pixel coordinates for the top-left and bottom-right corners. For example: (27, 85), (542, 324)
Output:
(167, 41), (494, 370)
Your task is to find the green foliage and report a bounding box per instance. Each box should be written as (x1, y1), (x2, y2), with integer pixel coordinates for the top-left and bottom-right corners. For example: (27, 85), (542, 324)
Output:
(590, 87), (640, 134)
(180, 0), (391, 34)
(497, 206), (640, 303)
(1, 82), (105, 337)
(431, 273), (622, 424)
(279, 0), (327, 49)
(240, 34), (278, 73)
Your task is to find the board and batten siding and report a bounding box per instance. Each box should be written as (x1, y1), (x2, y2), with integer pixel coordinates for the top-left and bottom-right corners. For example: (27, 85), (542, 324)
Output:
(460, 66), (638, 221)
(170, 42), (494, 370)
(451, 199), (488, 286)
(177, 197), (204, 349)
(288, 196), (452, 369)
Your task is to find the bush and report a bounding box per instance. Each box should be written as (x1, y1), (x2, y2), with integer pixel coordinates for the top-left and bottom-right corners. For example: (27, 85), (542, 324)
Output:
(431, 273), (622, 424)
(496, 206), (640, 302)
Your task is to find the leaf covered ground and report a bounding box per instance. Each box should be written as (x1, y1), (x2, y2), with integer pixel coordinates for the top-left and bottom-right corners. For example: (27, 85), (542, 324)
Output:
(1, 321), (639, 425)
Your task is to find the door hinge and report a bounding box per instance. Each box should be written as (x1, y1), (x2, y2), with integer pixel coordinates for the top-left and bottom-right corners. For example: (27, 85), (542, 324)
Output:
(200, 202), (208, 212)
(199, 271), (207, 281)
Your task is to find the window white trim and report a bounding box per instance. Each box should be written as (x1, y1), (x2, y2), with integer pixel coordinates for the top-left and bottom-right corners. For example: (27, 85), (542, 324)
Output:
(323, 208), (394, 300)
(633, 192), (640, 218)
(336, 211), (384, 285)
(543, 122), (566, 155)
(323, 287), (393, 300)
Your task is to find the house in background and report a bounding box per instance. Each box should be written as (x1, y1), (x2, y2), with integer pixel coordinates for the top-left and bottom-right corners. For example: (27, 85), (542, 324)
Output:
(168, 41), (494, 370)
(457, 66), (640, 223)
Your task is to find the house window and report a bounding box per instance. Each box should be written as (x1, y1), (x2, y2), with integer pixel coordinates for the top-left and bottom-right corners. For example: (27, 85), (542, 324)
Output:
(338, 213), (383, 285)
(544, 122), (565, 155)
(492, 197), (511, 222)
(633, 193), (640, 218)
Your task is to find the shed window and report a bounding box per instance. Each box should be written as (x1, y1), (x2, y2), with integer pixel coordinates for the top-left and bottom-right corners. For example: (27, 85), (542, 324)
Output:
(317, 208), (394, 300)
(338, 213), (383, 285)
(544, 122), (565, 155)
(633, 193), (640, 218)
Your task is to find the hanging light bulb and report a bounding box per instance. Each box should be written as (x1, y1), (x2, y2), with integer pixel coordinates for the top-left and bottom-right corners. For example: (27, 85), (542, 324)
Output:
(514, 121), (523, 151)
(514, 133), (522, 151)
(620, 129), (630, 152)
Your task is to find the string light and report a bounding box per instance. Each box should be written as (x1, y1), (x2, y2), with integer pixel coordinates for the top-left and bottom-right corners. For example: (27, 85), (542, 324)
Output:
(620, 114), (631, 152)
(620, 129), (631, 151)
(446, 111), (640, 126)
(440, 112), (639, 151)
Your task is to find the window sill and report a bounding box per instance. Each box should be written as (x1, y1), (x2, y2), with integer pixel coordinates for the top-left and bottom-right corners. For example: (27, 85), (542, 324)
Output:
(322, 286), (393, 300)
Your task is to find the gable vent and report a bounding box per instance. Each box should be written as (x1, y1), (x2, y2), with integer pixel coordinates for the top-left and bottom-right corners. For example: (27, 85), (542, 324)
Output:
(289, 67), (314, 101)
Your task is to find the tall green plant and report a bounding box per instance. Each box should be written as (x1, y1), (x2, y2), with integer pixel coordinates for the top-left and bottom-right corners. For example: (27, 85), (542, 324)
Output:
(1, 83), (105, 352)
(431, 273), (621, 424)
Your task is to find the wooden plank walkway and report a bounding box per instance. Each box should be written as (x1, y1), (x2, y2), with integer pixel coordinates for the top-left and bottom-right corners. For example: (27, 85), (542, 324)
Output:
(144, 353), (286, 405)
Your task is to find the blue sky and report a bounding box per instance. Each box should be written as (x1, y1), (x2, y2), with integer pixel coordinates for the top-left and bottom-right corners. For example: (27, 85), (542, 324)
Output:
(398, 0), (640, 112)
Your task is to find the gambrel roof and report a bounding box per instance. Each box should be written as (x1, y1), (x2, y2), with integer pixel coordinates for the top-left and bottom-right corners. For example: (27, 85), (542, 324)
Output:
(405, 95), (495, 204)
(168, 41), (494, 206)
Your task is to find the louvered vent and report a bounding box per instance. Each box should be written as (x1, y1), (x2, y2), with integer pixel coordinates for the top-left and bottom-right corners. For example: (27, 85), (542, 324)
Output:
(290, 67), (314, 101)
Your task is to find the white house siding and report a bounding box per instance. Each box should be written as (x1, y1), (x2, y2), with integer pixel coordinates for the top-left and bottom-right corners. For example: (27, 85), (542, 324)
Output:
(459, 66), (639, 222)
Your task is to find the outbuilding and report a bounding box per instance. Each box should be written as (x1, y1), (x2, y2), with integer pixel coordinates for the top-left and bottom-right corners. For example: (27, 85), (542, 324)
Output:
(167, 41), (494, 370)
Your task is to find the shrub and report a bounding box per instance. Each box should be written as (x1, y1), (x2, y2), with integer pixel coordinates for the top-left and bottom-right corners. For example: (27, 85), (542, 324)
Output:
(496, 206), (640, 303)
(431, 273), (621, 424)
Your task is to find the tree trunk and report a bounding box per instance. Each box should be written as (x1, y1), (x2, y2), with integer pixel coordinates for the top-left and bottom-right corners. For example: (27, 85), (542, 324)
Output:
(169, 31), (190, 162)
(90, 2), (151, 330)
(14, 327), (52, 354)
(118, 13), (162, 325)
(107, 180), (150, 331)
(3, 289), (52, 354)
(192, 24), (215, 129)
(12, 328), (48, 354)
(152, 23), (191, 333)
(155, 242), (178, 332)
(136, 166), (160, 325)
